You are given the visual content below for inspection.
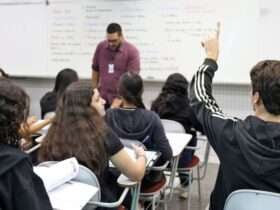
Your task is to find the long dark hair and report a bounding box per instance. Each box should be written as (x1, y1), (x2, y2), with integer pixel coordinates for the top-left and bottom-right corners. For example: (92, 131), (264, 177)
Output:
(0, 79), (30, 146)
(118, 72), (145, 108)
(151, 73), (189, 116)
(39, 81), (107, 175)
(53, 68), (78, 98)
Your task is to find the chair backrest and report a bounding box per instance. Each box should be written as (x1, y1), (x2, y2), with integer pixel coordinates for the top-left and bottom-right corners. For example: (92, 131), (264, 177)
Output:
(196, 133), (211, 179)
(161, 119), (211, 179)
(161, 119), (186, 133)
(38, 161), (101, 204)
(224, 189), (280, 210)
(73, 164), (101, 202)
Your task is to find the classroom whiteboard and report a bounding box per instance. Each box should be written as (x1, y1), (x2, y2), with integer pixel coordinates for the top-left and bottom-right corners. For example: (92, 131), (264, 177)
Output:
(0, 0), (273, 83)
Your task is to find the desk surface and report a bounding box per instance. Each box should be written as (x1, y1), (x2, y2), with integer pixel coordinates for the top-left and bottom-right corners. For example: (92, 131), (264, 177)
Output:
(166, 132), (192, 157)
(117, 174), (138, 187)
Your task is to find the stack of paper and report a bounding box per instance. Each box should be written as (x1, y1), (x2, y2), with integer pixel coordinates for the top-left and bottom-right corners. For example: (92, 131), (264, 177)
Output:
(34, 157), (98, 210)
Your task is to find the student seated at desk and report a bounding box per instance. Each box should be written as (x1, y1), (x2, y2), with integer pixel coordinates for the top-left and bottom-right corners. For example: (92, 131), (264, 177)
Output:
(40, 68), (78, 119)
(39, 81), (146, 209)
(190, 26), (280, 210)
(0, 79), (52, 210)
(105, 72), (172, 191)
(151, 73), (203, 187)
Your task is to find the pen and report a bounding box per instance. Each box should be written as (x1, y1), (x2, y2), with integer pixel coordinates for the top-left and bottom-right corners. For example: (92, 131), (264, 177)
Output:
(142, 135), (150, 144)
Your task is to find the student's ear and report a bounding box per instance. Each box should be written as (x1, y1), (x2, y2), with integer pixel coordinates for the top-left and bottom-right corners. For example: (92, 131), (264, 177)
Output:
(251, 91), (263, 111)
(252, 91), (261, 104)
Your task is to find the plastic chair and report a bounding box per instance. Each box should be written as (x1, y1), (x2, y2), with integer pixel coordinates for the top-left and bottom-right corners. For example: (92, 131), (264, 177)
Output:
(161, 119), (185, 133)
(139, 160), (169, 210)
(119, 138), (168, 210)
(161, 119), (206, 210)
(224, 189), (280, 210)
(38, 161), (131, 210)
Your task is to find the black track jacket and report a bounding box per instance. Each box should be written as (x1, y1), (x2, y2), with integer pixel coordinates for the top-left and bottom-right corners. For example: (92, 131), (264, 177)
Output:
(190, 59), (280, 210)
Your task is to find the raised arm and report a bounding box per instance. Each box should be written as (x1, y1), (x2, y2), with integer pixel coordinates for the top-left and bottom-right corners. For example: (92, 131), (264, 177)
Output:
(189, 24), (238, 153)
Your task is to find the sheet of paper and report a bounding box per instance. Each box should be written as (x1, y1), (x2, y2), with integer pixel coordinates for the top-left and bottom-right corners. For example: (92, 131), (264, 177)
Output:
(34, 157), (79, 192)
(49, 181), (98, 210)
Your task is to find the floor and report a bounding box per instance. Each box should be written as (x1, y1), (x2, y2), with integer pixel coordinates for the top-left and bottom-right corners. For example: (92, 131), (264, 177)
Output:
(162, 163), (219, 210)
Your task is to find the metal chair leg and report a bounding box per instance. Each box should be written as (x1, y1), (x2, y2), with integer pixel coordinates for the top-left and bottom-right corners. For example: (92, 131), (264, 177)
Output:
(152, 196), (156, 210)
(197, 166), (202, 201)
(187, 170), (192, 210)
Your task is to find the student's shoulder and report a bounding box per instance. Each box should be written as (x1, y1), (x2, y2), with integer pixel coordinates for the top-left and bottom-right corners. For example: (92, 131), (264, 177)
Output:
(138, 109), (160, 122)
(0, 144), (28, 159)
(104, 128), (124, 156)
(106, 107), (118, 114)
(40, 91), (56, 103)
(105, 108), (120, 119)
(0, 144), (30, 174)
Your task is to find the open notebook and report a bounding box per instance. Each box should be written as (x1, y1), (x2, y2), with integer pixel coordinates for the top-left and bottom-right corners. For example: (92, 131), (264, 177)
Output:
(34, 157), (98, 210)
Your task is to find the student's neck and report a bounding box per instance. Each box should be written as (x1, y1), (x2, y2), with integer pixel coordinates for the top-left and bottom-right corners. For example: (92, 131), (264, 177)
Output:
(122, 101), (137, 109)
(255, 108), (280, 123)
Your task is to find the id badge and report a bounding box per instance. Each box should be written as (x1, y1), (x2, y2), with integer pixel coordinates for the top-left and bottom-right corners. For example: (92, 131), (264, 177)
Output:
(108, 64), (114, 74)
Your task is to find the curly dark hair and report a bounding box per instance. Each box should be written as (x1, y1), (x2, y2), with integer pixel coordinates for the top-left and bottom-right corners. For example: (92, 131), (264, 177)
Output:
(151, 73), (189, 116)
(250, 60), (280, 115)
(0, 79), (30, 146)
(161, 73), (189, 96)
(39, 81), (108, 175)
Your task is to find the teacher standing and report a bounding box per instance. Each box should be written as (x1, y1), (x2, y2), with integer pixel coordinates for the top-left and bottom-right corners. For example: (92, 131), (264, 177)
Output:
(91, 23), (140, 108)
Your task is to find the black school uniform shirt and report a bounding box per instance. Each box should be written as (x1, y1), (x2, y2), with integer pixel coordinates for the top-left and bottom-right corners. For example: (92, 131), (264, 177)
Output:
(40, 91), (57, 119)
(93, 129), (124, 209)
(0, 144), (52, 210)
(189, 59), (280, 210)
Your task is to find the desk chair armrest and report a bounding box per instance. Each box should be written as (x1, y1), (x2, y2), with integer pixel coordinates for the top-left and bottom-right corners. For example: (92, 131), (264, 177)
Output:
(88, 187), (130, 208)
(197, 134), (207, 141)
(148, 161), (169, 171)
(25, 143), (41, 154)
(185, 145), (200, 150)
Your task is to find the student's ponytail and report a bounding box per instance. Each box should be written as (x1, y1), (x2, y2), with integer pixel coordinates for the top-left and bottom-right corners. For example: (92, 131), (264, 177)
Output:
(118, 72), (145, 109)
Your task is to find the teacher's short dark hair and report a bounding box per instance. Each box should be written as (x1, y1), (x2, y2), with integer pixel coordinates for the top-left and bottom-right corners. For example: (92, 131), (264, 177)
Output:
(107, 23), (122, 35)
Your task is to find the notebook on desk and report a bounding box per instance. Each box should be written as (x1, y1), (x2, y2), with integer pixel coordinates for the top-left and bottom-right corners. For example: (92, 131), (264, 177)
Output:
(34, 157), (98, 210)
